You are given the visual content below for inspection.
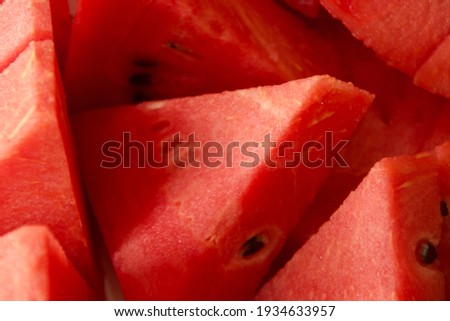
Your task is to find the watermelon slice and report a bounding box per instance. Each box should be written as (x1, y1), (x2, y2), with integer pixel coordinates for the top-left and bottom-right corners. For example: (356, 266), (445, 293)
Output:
(414, 35), (450, 99)
(0, 0), (71, 72)
(320, 0), (450, 76)
(0, 39), (98, 289)
(0, 0), (53, 72)
(0, 0), (99, 290)
(64, 0), (343, 110)
(319, 0), (450, 99)
(72, 75), (372, 300)
(272, 20), (449, 270)
(0, 225), (96, 300)
(257, 150), (446, 300)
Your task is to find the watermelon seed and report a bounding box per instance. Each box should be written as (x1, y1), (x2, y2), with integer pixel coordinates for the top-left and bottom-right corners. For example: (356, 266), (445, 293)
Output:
(415, 240), (438, 265)
(165, 42), (200, 59)
(129, 73), (151, 86)
(240, 234), (267, 258)
(440, 201), (448, 217)
(166, 41), (183, 51)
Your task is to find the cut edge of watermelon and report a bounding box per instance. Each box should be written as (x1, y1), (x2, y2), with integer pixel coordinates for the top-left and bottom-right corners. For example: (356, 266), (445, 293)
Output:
(414, 35), (450, 100)
(0, 38), (102, 294)
(257, 150), (446, 300)
(0, 224), (98, 300)
(0, 0), (53, 74)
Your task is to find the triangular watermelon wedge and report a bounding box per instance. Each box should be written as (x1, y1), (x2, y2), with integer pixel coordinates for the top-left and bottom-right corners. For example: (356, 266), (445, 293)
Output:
(257, 147), (447, 300)
(0, 0), (99, 292)
(414, 35), (450, 99)
(0, 0), (52, 72)
(0, 40), (98, 291)
(319, 0), (450, 76)
(271, 20), (449, 271)
(320, 0), (450, 99)
(0, 225), (96, 300)
(73, 75), (372, 300)
(0, 225), (97, 301)
(0, 0), (71, 72)
(64, 0), (343, 110)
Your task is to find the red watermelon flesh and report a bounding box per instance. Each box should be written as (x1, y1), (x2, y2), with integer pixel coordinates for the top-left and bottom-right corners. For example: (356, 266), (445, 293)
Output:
(319, 0), (450, 76)
(278, 91), (449, 273)
(0, 225), (96, 300)
(272, 20), (448, 269)
(435, 142), (450, 299)
(72, 75), (372, 300)
(0, 40), (98, 290)
(64, 0), (343, 111)
(414, 34), (450, 100)
(257, 151), (445, 300)
(0, 0), (70, 72)
(0, 0), (52, 72)
(277, 0), (321, 18)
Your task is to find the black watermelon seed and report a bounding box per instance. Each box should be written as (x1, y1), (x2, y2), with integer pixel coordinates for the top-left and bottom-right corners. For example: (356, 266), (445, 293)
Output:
(240, 234), (267, 258)
(129, 73), (151, 86)
(440, 200), (449, 217)
(164, 42), (200, 59)
(416, 240), (438, 265)
(166, 41), (179, 50)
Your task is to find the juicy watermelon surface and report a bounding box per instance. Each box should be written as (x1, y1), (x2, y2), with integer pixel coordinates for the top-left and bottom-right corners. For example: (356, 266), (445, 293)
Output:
(320, 0), (450, 99)
(0, 41), (95, 285)
(257, 149), (446, 300)
(0, 0), (70, 72)
(73, 76), (372, 300)
(64, 0), (343, 110)
(320, 0), (450, 76)
(0, 0), (99, 294)
(272, 16), (450, 270)
(0, 225), (96, 300)
(414, 35), (450, 99)
(1, 0), (450, 301)
(0, 0), (53, 72)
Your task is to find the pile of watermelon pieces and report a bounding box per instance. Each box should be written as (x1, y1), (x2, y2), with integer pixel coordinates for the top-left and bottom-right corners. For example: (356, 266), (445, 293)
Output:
(1, 0), (450, 300)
